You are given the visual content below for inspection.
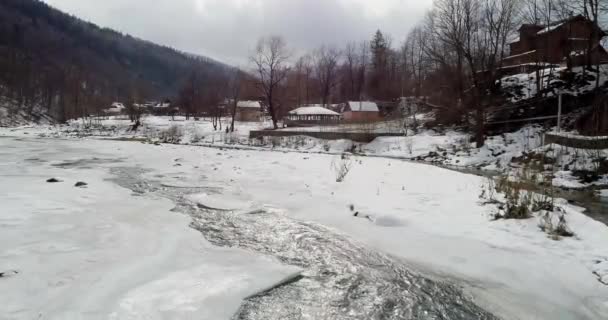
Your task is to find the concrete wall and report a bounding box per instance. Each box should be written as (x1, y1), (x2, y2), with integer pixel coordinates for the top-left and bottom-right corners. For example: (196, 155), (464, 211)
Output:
(342, 111), (381, 122)
(250, 130), (402, 143)
(235, 108), (261, 122)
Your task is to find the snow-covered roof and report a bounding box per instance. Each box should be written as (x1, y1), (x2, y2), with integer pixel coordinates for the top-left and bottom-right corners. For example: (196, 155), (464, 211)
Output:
(237, 101), (261, 109)
(111, 102), (125, 109)
(153, 103), (170, 108)
(346, 101), (379, 112)
(289, 106), (340, 116)
(503, 50), (537, 60)
(537, 22), (564, 35)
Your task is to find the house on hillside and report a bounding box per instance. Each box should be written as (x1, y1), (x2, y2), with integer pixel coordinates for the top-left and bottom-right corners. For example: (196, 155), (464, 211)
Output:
(235, 100), (262, 121)
(502, 15), (608, 74)
(284, 105), (341, 127)
(340, 101), (381, 122)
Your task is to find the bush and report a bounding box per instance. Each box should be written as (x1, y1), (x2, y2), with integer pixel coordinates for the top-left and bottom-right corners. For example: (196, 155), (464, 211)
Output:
(404, 137), (414, 154)
(532, 193), (554, 212)
(332, 154), (353, 183)
(159, 125), (183, 144)
(539, 210), (575, 240)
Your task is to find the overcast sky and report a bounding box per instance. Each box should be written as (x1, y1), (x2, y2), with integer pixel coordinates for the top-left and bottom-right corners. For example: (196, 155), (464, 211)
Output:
(42, 0), (433, 66)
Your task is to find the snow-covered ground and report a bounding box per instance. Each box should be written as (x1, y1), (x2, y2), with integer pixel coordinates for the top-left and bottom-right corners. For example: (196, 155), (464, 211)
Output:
(501, 64), (608, 102)
(8, 115), (608, 191)
(1, 133), (608, 319)
(0, 137), (298, 319)
(7, 115), (608, 191)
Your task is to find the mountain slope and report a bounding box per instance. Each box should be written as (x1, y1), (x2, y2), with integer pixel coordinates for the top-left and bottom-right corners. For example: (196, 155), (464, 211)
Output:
(0, 0), (228, 121)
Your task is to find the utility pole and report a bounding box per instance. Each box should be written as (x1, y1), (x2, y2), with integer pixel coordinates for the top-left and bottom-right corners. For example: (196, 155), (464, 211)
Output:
(557, 93), (562, 133)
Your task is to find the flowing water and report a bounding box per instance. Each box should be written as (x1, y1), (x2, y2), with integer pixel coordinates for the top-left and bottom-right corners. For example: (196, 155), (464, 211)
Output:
(110, 167), (498, 320)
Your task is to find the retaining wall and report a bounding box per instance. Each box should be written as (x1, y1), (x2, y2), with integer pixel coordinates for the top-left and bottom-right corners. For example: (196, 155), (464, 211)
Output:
(249, 130), (403, 143)
(544, 133), (608, 149)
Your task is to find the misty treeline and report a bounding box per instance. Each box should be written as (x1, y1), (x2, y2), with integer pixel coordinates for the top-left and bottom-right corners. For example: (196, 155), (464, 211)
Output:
(247, 0), (607, 138)
(0, 0), (226, 123)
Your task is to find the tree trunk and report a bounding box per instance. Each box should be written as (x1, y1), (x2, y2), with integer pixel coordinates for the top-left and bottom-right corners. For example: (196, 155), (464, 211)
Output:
(475, 104), (484, 148)
(269, 102), (279, 129)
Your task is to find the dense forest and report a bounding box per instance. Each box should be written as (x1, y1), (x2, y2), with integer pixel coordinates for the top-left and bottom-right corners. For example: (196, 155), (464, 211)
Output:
(0, 0), (228, 122)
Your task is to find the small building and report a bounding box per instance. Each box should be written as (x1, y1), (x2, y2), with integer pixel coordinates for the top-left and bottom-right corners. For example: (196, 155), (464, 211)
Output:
(104, 102), (125, 115)
(235, 100), (262, 122)
(149, 100), (172, 115)
(340, 101), (381, 122)
(284, 105), (341, 127)
(503, 15), (608, 73)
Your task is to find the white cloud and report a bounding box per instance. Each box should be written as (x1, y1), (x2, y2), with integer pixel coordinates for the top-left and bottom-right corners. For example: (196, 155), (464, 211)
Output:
(42, 0), (433, 65)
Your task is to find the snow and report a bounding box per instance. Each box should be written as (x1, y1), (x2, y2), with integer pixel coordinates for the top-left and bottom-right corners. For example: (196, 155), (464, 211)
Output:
(1, 132), (608, 319)
(537, 21), (565, 35)
(346, 101), (379, 112)
(0, 137), (298, 319)
(503, 49), (537, 60)
(185, 192), (253, 211)
(501, 64), (608, 102)
(4, 116), (606, 190)
(551, 131), (608, 140)
(106, 102), (126, 114)
(0, 96), (54, 127)
(111, 102), (125, 109)
(288, 106), (340, 116)
(237, 100), (261, 109)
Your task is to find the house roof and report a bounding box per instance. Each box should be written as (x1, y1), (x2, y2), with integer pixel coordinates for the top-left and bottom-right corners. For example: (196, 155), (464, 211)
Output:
(346, 101), (379, 112)
(289, 106), (340, 116)
(519, 24), (544, 31)
(536, 15), (606, 37)
(236, 100), (261, 109)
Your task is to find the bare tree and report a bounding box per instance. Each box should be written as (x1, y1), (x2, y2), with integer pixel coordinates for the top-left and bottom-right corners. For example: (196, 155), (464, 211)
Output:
(314, 46), (341, 107)
(227, 68), (242, 132)
(251, 36), (290, 129)
(344, 42), (359, 100)
(430, 0), (518, 147)
(356, 41), (369, 100)
(580, 0), (603, 88)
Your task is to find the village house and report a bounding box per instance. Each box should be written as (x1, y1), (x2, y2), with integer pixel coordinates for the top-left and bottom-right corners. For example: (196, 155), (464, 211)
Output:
(104, 102), (125, 115)
(340, 101), (381, 122)
(234, 100), (262, 122)
(502, 15), (608, 74)
(284, 105), (341, 127)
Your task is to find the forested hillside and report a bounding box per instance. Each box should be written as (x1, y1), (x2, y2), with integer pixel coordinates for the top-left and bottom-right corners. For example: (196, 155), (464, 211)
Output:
(0, 0), (228, 122)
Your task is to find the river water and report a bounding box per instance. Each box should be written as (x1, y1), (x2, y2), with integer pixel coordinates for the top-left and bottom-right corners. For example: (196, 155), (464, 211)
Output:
(110, 167), (499, 320)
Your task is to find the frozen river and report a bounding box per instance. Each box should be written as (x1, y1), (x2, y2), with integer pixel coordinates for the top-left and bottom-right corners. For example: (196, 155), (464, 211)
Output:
(1, 135), (607, 319)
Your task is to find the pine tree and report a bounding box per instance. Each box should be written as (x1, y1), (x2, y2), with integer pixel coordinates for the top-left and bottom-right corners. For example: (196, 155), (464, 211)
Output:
(369, 30), (388, 99)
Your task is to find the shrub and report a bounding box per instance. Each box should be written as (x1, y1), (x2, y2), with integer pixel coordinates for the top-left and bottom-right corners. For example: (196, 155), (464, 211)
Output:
(159, 125), (183, 144)
(488, 173), (533, 220)
(332, 154), (353, 183)
(404, 137), (414, 154)
(539, 210), (575, 240)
